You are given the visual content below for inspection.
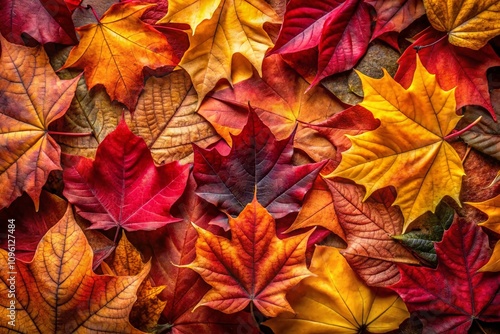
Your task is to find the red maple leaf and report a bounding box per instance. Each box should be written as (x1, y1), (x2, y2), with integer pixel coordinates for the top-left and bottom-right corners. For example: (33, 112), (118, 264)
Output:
(63, 120), (190, 232)
(390, 218), (500, 333)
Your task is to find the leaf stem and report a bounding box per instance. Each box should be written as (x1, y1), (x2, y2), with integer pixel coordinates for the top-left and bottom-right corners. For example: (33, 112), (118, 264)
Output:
(86, 5), (101, 23)
(113, 227), (121, 244)
(413, 34), (447, 52)
(250, 302), (264, 334)
(444, 116), (482, 141)
(47, 131), (93, 137)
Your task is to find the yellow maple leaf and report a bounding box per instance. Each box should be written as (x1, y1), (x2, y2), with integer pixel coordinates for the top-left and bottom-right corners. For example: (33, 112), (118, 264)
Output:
(480, 240), (500, 272)
(61, 3), (178, 111)
(467, 194), (500, 234)
(264, 246), (409, 333)
(158, 0), (281, 105)
(326, 55), (464, 232)
(423, 0), (500, 49)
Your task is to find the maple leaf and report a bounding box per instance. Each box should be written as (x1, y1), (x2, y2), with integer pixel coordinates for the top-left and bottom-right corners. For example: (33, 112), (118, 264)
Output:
(63, 120), (190, 231)
(467, 194), (500, 235)
(125, 70), (220, 165)
(423, 0), (500, 50)
(327, 55), (465, 231)
(0, 205), (149, 333)
(194, 109), (325, 219)
(390, 218), (500, 333)
(326, 179), (420, 287)
(270, 0), (372, 86)
(0, 0), (77, 45)
(61, 2), (179, 111)
(199, 54), (344, 162)
(183, 197), (313, 317)
(127, 175), (260, 333)
(480, 241), (500, 272)
(367, 0), (425, 49)
(396, 27), (500, 119)
(0, 35), (79, 210)
(101, 232), (166, 332)
(158, 0), (281, 104)
(264, 245), (410, 333)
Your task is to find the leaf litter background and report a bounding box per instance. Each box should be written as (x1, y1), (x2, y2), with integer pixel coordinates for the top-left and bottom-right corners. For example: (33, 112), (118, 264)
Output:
(1, 0), (500, 333)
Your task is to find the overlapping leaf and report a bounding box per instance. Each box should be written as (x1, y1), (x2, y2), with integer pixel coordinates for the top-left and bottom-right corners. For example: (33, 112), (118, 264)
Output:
(63, 120), (190, 231)
(62, 2), (179, 111)
(184, 197), (313, 317)
(264, 246), (410, 333)
(271, 0), (372, 86)
(0, 205), (149, 333)
(467, 194), (500, 235)
(327, 179), (420, 287)
(0, 0), (77, 45)
(328, 55), (464, 231)
(158, 0), (281, 104)
(125, 70), (220, 164)
(481, 241), (500, 272)
(194, 110), (324, 219)
(390, 219), (500, 333)
(0, 36), (79, 210)
(396, 27), (500, 118)
(423, 0), (500, 49)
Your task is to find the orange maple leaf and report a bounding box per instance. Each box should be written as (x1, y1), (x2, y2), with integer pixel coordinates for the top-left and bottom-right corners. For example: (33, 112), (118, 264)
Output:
(62, 2), (179, 111)
(0, 205), (149, 333)
(0, 35), (79, 211)
(183, 197), (313, 317)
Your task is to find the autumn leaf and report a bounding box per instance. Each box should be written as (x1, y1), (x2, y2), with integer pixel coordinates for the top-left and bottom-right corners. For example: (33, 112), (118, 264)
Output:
(0, 205), (149, 333)
(264, 246), (410, 333)
(194, 109), (325, 219)
(127, 175), (260, 333)
(390, 218), (500, 333)
(101, 232), (166, 332)
(125, 70), (220, 165)
(467, 194), (500, 235)
(183, 197), (313, 317)
(423, 0), (500, 50)
(199, 54), (343, 162)
(480, 241), (500, 272)
(0, 0), (77, 45)
(392, 201), (455, 264)
(63, 120), (190, 231)
(367, 0), (425, 49)
(158, 0), (281, 104)
(396, 27), (500, 118)
(0, 35), (79, 210)
(327, 179), (420, 287)
(270, 0), (372, 86)
(327, 54), (465, 231)
(61, 2), (179, 111)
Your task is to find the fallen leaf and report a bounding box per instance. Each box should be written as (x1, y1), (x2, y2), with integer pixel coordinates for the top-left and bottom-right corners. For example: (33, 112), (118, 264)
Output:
(0, 205), (149, 333)
(480, 240), (500, 272)
(367, 0), (425, 49)
(0, 0), (77, 45)
(194, 109), (324, 219)
(184, 197), (313, 317)
(61, 2), (179, 111)
(264, 245), (410, 333)
(102, 232), (166, 332)
(128, 175), (260, 333)
(125, 70), (220, 165)
(390, 218), (500, 333)
(423, 0), (500, 49)
(467, 194), (500, 235)
(392, 201), (455, 264)
(396, 27), (500, 119)
(0, 36), (79, 210)
(158, 0), (281, 104)
(271, 0), (372, 86)
(63, 120), (190, 231)
(327, 54), (464, 231)
(199, 54), (343, 161)
(327, 179), (420, 287)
